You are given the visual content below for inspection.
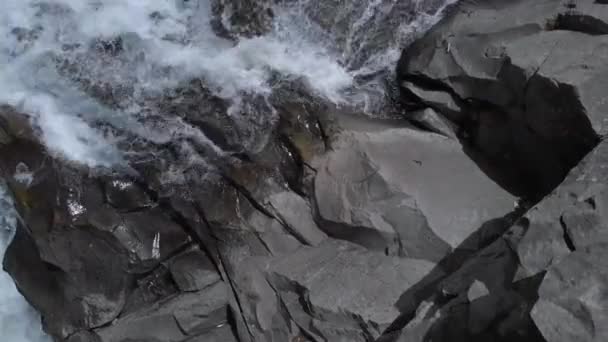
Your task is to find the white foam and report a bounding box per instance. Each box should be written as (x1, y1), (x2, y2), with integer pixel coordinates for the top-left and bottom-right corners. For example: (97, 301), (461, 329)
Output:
(0, 183), (50, 342)
(0, 0), (355, 167)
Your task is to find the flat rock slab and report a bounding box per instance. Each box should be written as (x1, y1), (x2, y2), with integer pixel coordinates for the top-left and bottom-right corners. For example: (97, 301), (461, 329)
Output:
(168, 248), (221, 292)
(314, 118), (516, 260)
(267, 239), (440, 327)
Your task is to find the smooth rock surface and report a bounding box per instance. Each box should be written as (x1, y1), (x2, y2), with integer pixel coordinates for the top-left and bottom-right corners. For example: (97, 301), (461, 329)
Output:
(314, 115), (516, 259)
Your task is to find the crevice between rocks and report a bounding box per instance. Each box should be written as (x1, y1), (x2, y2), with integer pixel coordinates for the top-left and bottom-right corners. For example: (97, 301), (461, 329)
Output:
(559, 215), (577, 252)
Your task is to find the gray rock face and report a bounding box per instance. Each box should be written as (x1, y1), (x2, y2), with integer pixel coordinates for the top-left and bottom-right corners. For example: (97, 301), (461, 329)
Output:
(398, 0), (607, 197)
(314, 115), (516, 260)
(515, 139), (608, 342)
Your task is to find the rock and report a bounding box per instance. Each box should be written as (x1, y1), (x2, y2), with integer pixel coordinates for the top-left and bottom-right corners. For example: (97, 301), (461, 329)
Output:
(211, 0), (275, 39)
(267, 191), (327, 246)
(95, 282), (230, 342)
(398, 0), (603, 196)
(513, 139), (608, 341)
(467, 280), (490, 302)
(168, 249), (221, 292)
(518, 139), (608, 277)
(409, 107), (458, 138)
(516, 217), (571, 276)
(184, 325), (239, 342)
(380, 222), (544, 342)
(267, 239), (441, 340)
(290, 0), (456, 70)
(402, 82), (463, 121)
(532, 244), (608, 342)
(7, 1), (608, 341)
(314, 114), (517, 261)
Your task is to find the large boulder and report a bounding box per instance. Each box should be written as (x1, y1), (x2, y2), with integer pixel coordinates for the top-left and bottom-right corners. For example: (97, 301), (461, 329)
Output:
(266, 239), (441, 341)
(515, 139), (608, 342)
(398, 0), (607, 196)
(313, 114), (517, 261)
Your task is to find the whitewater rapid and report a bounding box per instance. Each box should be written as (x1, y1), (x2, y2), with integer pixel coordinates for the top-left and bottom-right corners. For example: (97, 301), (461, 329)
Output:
(0, 0), (456, 340)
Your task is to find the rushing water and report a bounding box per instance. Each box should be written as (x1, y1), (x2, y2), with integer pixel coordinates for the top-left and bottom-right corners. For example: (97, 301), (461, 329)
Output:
(0, 185), (50, 342)
(0, 0), (456, 340)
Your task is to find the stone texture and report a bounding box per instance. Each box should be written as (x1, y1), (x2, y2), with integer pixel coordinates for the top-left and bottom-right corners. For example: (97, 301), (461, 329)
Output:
(267, 239), (441, 341)
(168, 248), (221, 292)
(398, 0), (603, 196)
(314, 114), (516, 260)
(211, 0), (275, 39)
(95, 282), (229, 342)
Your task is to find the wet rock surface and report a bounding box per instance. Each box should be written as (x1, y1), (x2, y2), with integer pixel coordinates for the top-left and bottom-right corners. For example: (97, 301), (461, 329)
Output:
(3, 0), (608, 341)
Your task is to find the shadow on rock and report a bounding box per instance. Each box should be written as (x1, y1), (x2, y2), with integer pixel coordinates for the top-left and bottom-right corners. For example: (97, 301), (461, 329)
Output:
(377, 210), (547, 342)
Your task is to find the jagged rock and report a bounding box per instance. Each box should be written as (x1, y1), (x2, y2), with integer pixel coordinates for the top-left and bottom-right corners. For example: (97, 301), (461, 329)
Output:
(398, 0), (603, 196)
(531, 244), (608, 342)
(510, 139), (608, 342)
(380, 221), (544, 342)
(313, 114), (516, 261)
(66, 331), (102, 342)
(6, 1), (608, 341)
(0, 115), (191, 338)
(518, 139), (608, 278)
(267, 239), (441, 341)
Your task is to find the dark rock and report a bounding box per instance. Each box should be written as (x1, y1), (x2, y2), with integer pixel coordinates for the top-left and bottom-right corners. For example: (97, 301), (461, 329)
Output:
(267, 239), (441, 341)
(211, 0), (275, 39)
(168, 248), (221, 292)
(103, 179), (153, 212)
(510, 138), (608, 342)
(95, 281), (230, 342)
(6, 1), (608, 341)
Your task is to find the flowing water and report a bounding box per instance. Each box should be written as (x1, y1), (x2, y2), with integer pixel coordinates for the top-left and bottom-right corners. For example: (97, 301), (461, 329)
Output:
(0, 185), (50, 341)
(0, 0), (456, 339)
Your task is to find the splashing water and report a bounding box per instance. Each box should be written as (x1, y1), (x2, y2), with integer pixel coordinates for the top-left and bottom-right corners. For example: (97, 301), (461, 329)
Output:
(0, 0), (457, 340)
(0, 0), (456, 167)
(0, 183), (50, 342)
